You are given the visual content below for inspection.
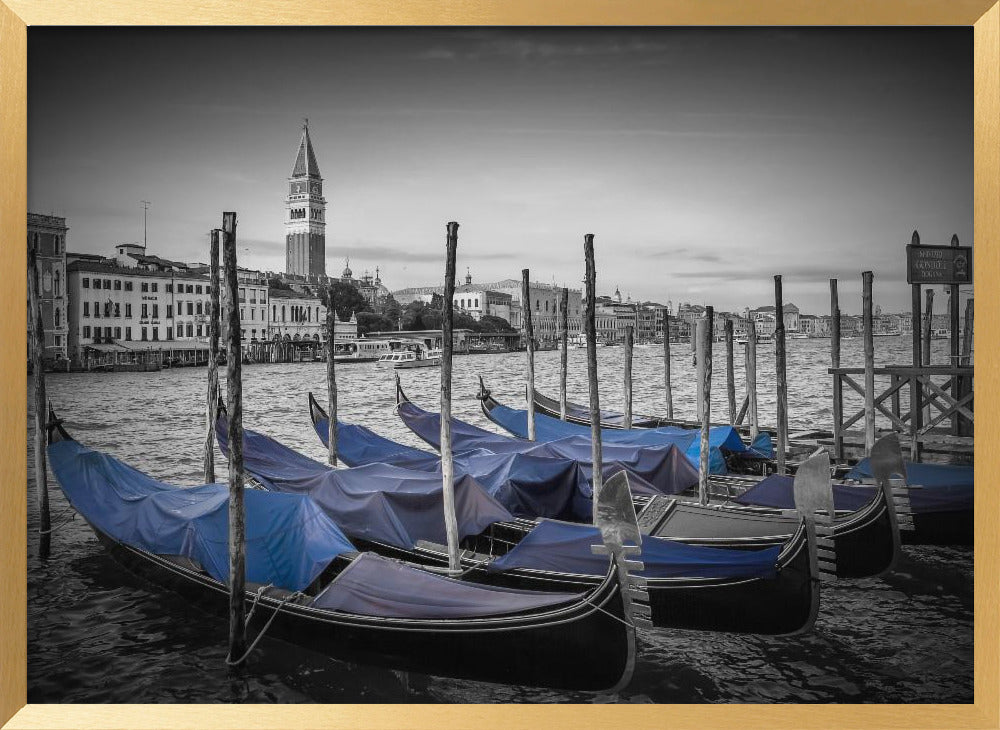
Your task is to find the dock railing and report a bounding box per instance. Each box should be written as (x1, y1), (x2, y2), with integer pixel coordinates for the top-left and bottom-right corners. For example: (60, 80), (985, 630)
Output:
(829, 364), (973, 461)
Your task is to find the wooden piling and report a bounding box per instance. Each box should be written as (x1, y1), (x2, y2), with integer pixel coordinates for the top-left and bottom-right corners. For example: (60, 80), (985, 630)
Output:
(221, 211), (246, 665)
(623, 325), (634, 429)
(695, 317), (705, 423)
(909, 230), (923, 460)
(862, 270), (876, 453)
(326, 283), (338, 466)
(204, 230), (221, 484)
(699, 307), (714, 505)
(583, 234), (603, 515)
(830, 278), (843, 459)
(559, 287), (569, 420)
(690, 323), (697, 367)
(724, 318), (736, 425)
(774, 275), (788, 474)
(960, 298), (974, 436)
(745, 317), (759, 442)
(662, 314), (673, 420)
(922, 288), (934, 366)
(521, 269), (536, 441)
(440, 222), (462, 571)
(28, 241), (51, 558)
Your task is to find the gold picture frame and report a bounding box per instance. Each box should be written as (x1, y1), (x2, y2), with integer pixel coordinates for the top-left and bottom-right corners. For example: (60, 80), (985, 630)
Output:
(1, 2), (997, 727)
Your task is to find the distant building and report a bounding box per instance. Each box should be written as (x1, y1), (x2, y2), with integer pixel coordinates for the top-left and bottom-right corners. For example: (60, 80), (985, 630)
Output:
(65, 242), (211, 359)
(753, 303), (800, 332)
(285, 121), (327, 279)
(268, 287), (356, 342)
(27, 213), (69, 360)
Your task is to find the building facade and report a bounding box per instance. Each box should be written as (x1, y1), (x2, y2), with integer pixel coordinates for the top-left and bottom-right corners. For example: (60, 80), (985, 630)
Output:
(27, 213), (69, 360)
(285, 122), (327, 279)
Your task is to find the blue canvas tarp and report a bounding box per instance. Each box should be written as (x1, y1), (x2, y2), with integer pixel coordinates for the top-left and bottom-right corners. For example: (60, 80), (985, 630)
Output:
(732, 471), (973, 515)
(313, 552), (580, 617)
(397, 399), (716, 482)
(216, 419), (515, 547)
(48, 439), (354, 592)
(488, 519), (780, 580)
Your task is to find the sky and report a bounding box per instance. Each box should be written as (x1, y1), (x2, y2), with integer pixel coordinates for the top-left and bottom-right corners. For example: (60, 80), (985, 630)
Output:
(27, 27), (972, 315)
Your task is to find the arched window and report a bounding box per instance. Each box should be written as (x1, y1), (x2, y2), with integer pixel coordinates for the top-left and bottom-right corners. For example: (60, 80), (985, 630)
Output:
(282, 305), (286, 322)
(54, 308), (60, 327)
(53, 270), (61, 296)
(272, 305), (277, 321)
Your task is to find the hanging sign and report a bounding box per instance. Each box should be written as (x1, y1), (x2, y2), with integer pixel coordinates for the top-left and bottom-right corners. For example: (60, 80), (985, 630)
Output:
(906, 245), (973, 285)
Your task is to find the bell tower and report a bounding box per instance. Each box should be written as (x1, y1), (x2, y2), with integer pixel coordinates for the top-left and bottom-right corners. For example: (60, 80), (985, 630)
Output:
(285, 120), (326, 278)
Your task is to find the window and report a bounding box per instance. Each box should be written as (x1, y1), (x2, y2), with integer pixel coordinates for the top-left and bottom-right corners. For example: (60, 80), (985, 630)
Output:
(240, 308), (245, 321)
(104, 301), (112, 317)
(238, 288), (246, 303)
(114, 303), (120, 317)
(54, 335), (61, 347)
(104, 327), (112, 339)
(114, 327), (121, 339)
(151, 283), (158, 293)
(141, 282), (148, 292)
(186, 323), (193, 337)
(141, 304), (148, 318)
(152, 304), (159, 318)
(152, 328), (159, 341)
(475, 298), (479, 308)
(83, 302), (90, 317)
(187, 302), (193, 316)
(196, 285), (203, 294)
(176, 299), (182, 313)
(166, 284), (173, 293)
(53, 270), (61, 296)
(166, 305), (173, 319)
(536, 299), (540, 310)
(93, 301), (100, 319)
(141, 327), (147, 341)
(114, 280), (121, 290)
(125, 327), (132, 341)
(124, 281), (133, 291)
(250, 308), (254, 321)
(103, 279), (111, 289)
(196, 325), (203, 337)
(196, 301), (203, 315)
(166, 327), (173, 340)
(82, 278), (90, 288)
(82, 326), (90, 338)
(125, 303), (132, 318)
(186, 284), (193, 294)
(54, 308), (60, 326)
(273, 305), (276, 321)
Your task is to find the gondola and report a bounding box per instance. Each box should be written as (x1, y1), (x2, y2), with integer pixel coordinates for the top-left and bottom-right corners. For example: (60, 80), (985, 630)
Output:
(45, 407), (638, 692)
(478, 378), (773, 470)
(388, 385), (903, 580)
(228, 406), (824, 635)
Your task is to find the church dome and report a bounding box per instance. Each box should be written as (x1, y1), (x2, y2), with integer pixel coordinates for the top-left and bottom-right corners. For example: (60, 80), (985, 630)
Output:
(342, 257), (353, 279)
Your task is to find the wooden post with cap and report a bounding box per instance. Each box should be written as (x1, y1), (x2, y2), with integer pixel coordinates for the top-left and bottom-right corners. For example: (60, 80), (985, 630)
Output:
(774, 275), (788, 474)
(830, 278), (843, 460)
(698, 307), (714, 504)
(623, 325), (634, 429)
(204, 229), (221, 484)
(663, 314), (673, 420)
(440, 222), (462, 571)
(724, 318), (736, 425)
(559, 287), (569, 420)
(862, 270), (876, 453)
(221, 211), (247, 666)
(583, 234), (603, 517)
(521, 269), (536, 441)
(326, 283), (338, 466)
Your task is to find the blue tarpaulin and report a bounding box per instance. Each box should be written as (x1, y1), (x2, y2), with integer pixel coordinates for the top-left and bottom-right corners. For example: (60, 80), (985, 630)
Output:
(48, 439), (354, 591)
(732, 471), (973, 515)
(397, 398), (727, 477)
(216, 419), (516, 547)
(488, 519), (780, 579)
(313, 552), (580, 617)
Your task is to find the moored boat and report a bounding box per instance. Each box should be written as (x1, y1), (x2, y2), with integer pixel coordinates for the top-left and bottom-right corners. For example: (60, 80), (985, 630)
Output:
(46, 407), (638, 691)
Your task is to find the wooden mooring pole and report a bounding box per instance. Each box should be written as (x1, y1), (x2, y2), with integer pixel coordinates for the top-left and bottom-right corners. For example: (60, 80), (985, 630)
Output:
(774, 275), (788, 474)
(326, 283), (338, 466)
(960, 298), (974, 436)
(950, 234), (961, 434)
(441, 222), (462, 571)
(862, 270), (876, 453)
(746, 316), (759, 443)
(663, 314), (674, 419)
(521, 269), (536, 441)
(724, 318), (736, 425)
(221, 211), (247, 666)
(204, 230), (221, 484)
(698, 307), (714, 504)
(830, 278), (843, 459)
(623, 325), (634, 429)
(28, 241), (51, 558)
(583, 234), (603, 516)
(922, 288), (934, 367)
(559, 287), (569, 420)
(909, 230), (923, 460)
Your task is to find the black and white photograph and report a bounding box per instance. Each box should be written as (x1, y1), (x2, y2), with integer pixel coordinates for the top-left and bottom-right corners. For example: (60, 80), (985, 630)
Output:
(25, 26), (974, 704)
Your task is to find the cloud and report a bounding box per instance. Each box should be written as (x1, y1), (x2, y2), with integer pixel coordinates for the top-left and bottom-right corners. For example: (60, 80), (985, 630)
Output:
(338, 242), (517, 263)
(415, 47), (458, 61)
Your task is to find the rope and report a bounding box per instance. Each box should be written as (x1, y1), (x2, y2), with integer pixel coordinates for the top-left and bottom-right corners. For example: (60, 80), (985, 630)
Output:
(38, 507), (78, 535)
(580, 593), (640, 630)
(225, 586), (304, 666)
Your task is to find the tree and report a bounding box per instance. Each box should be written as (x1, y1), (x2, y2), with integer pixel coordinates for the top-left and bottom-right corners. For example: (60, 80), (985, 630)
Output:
(356, 311), (394, 335)
(478, 315), (516, 333)
(267, 277), (292, 291)
(320, 280), (369, 320)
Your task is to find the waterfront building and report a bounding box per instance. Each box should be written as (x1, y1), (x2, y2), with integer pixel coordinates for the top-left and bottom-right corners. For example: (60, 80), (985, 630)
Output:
(753, 303), (801, 332)
(268, 287), (357, 342)
(27, 213), (69, 360)
(65, 243), (211, 360)
(452, 271), (514, 323)
(285, 121), (327, 279)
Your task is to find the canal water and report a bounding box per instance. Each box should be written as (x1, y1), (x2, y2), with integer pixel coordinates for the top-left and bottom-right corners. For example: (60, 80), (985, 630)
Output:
(26, 337), (972, 703)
